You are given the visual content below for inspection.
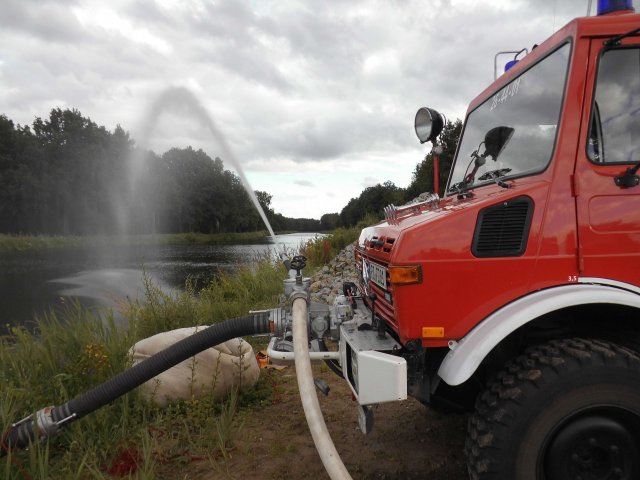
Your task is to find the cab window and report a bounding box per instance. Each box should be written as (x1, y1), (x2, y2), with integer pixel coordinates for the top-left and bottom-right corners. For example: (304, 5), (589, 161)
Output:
(589, 47), (640, 164)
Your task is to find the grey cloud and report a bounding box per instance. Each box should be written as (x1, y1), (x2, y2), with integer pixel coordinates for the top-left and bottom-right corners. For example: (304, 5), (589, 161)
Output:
(1, 37), (166, 126)
(120, 1), (174, 27)
(165, 3), (293, 91)
(271, 8), (366, 72)
(0, 0), (85, 43)
(209, 45), (292, 91)
(294, 179), (314, 187)
(175, 2), (377, 95)
(240, 108), (409, 163)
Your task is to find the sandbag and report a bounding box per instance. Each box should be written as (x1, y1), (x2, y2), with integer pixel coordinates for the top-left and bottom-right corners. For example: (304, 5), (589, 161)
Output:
(130, 327), (259, 407)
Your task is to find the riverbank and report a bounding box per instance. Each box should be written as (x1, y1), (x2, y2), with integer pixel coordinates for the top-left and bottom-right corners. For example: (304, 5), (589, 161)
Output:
(0, 231), (279, 252)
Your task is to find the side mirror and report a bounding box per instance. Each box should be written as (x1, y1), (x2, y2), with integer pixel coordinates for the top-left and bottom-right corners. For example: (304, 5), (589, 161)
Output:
(484, 126), (515, 160)
(414, 107), (445, 144)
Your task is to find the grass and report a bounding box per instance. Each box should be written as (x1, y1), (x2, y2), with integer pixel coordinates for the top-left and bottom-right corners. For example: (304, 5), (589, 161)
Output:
(0, 227), (362, 478)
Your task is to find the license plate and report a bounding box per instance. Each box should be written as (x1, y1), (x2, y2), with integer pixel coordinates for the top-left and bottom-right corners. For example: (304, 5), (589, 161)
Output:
(368, 261), (387, 290)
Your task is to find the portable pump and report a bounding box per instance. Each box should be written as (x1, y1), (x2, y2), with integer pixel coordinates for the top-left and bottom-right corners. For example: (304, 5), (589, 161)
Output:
(257, 256), (407, 428)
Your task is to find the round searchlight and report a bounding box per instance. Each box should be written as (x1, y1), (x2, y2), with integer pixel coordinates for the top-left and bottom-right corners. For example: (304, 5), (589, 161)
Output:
(415, 107), (445, 144)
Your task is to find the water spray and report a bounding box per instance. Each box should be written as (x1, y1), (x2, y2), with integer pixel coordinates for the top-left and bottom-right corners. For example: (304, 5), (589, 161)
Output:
(132, 87), (284, 248)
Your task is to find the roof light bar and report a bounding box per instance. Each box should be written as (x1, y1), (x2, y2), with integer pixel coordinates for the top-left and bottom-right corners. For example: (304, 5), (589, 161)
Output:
(597, 0), (634, 15)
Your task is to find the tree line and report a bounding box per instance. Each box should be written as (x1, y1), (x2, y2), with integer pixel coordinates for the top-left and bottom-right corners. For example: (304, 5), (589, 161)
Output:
(0, 108), (462, 236)
(0, 109), (324, 235)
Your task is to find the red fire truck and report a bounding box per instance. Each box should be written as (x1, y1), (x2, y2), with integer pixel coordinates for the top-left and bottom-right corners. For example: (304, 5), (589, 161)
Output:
(347, 1), (640, 478)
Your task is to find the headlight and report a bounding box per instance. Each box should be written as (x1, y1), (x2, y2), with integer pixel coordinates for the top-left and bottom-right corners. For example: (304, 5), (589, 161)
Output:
(414, 107), (445, 144)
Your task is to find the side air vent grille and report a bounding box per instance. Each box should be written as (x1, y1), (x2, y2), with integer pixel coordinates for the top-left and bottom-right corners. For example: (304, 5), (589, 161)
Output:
(472, 196), (533, 257)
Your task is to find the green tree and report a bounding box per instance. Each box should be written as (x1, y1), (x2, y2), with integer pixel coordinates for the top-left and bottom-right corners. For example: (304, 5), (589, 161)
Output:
(30, 108), (126, 234)
(339, 181), (405, 227)
(320, 213), (340, 231)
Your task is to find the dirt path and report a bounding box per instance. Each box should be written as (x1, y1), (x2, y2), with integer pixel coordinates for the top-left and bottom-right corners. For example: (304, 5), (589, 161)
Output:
(188, 364), (468, 480)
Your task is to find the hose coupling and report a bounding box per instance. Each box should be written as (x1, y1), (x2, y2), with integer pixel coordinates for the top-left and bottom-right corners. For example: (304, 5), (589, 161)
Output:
(284, 276), (310, 303)
(250, 307), (288, 336)
(34, 407), (58, 440)
(248, 310), (273, 335)
(11, 406), (59, 441)
(6, 406), (76, 450)
(290, 290), (309, 304)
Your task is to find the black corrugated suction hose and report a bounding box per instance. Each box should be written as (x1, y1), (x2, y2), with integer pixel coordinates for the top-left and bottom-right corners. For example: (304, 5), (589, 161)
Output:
(2, 313), (270, 454)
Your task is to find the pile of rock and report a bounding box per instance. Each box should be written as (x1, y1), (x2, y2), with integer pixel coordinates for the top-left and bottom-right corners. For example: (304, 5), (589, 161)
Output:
(308, 242), (359, 305)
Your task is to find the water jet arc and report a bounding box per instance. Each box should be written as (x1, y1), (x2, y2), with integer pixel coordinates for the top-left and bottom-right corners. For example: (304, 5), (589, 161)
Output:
(132, 86), (280, 245)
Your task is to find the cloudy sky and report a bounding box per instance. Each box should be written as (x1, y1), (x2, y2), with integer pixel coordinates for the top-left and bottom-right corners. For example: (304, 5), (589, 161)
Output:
(0, 0), (631, 220)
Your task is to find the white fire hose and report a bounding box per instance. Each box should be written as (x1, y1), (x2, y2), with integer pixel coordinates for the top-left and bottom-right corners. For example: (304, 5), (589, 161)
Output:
(292, 297), (352, 480)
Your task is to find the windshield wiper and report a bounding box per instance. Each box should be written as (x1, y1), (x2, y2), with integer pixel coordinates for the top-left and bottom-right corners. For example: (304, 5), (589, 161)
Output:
(478, 168), (513, 188)
(604, 27), (640, 47)
(448, 181), (470, 195)
(448, 167), (513, 195)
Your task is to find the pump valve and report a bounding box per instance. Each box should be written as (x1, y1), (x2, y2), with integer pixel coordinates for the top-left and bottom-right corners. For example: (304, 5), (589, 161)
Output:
(290, 255), (307, 275)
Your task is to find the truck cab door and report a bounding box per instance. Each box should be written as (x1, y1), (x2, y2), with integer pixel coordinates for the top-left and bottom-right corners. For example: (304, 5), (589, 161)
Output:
(575, 41), (640, 286)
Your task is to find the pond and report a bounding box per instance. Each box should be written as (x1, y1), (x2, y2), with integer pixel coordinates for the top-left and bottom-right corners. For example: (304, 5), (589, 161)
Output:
(0, 233), (322, 333)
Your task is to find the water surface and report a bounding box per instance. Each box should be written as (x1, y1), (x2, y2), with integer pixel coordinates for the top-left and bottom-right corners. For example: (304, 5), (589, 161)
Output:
(0, 233), (320, 332)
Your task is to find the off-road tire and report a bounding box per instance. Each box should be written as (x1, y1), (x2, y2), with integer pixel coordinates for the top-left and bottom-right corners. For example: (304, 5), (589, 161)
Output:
(465, 338), (640, 480)
(619, 331), (640, 354)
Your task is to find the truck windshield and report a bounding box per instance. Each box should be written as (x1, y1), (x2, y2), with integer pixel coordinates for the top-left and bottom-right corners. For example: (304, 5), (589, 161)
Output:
(448, 42), (571, 194)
